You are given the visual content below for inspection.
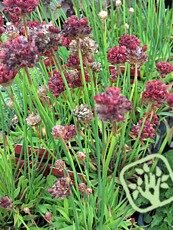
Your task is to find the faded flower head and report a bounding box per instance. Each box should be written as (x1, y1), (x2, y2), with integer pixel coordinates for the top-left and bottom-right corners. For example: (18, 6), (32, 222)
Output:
(98, 11), (108, 20)
(48, 177), (71, 199)
(52, 124), (76, 141)
(26, 113), (41, 126)
(142, 80), (168, 107)
(0, 64), (17, 86)
(116, 0), (122, 7)
(89, 61), (102, 72)
(156, 61), (173, 77)
(44, 212), (53, 223)
(94, 87), (131, 122)
(129, 7), (134, 13)
(37, 85), (49, 98)
(107, 46), (127, 65)
(73, 104), (93, 124)
(24, 21), (60, 55)
(54, 159), (66, 171)
(78, 183), (87, 195)
(69, 37), (98, 56)
(77, 151), (86, 161)
(0, 196), (12, 209)
(0, 36), (38, 69)
(63, 15), (92, 38)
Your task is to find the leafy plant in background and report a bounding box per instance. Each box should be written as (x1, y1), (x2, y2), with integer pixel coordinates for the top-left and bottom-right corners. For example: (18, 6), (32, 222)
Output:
(0, 0), (172, 229)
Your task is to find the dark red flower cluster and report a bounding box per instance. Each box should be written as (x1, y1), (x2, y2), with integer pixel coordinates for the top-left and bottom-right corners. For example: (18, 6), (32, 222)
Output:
(107, 46), (127, 65)
(52, 124), (76, 141)
(67, 55), (80, 68)
(109, 66), (118, 82)
(156, 61), (173, 77)
(48, 70), (90, 97)
(142, 80), (168, 107)
(21, 21), (60, 55)
(0, 196), (12, 209)
(63, 15), (92, 38)
(0, 35), (38, 69)
(94, 87), (131, 122)
(118, 34), (147, 65)
(0, 15), (5, 36)
(0, 64), (17, 85)
(131, 119), (156, 141)
(119, 34), (140, 50)
(3, 0), (39, 21)
(48, 177), (71, 199)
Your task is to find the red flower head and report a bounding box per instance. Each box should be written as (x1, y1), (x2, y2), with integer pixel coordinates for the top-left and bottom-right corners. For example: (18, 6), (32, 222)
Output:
(107, 46), (127, 65)
(0, 35), (38, 69)
(0, 64), (17, 86)
(142, 80), (168, 107)
(63, 15), (92, 38)
(156, 61), (173, 77)
(119, 34), (141, 50)
(167, 93), (173, 107)
(131, 119), (156, 141)
(0, 15), (5, 36)
(94, 87), (131, 122)
(118, 34), (147, 66)
(48, 71), (65, 97)
(3, 0), (39, 15)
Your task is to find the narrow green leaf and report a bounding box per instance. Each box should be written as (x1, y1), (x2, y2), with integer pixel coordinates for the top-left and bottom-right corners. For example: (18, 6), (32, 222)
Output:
(132, 190), (139, 200)
(135, 168), (144, 175)
(128, 183), (137, 190)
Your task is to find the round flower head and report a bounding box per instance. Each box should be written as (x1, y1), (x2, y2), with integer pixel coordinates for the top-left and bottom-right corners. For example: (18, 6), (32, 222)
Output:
(52, 124), (76, 141)
(131, 119), (156, 141)
(156, 61), (173, 77)
(0, 64), (17, 86)
(107, 46), (127, 65)
(119, 34), (141, 50)
(26, 113), (41, 126)
(0, 35), (38, 69)
(119, 34), (147, 66)
(142, 80), (168, 107)
(63, 15), (92, 38)
(48, 71), (65, 98)
(94, 87), (131, 122)
(3, 0), (40, 15)
(48, 177), (71, 199)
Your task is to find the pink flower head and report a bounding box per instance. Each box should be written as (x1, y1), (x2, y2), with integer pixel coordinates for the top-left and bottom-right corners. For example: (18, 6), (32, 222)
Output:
(131, 119), (156, 141)
(107, 46), (127, 65)
(142, 80), (168, 107)
(63, 15), (92, 38)
(3, 0), (39, 15)
(156, 61), (173, 77)
(0, 64), (17, 85)
(60, 34), (72, 48)
(0, 35), (38, 69)
(52, 124), (76, 141)
(94, 87), (131, 122)
(48, 177), (71, 199)
(119, 34), (141, 50)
